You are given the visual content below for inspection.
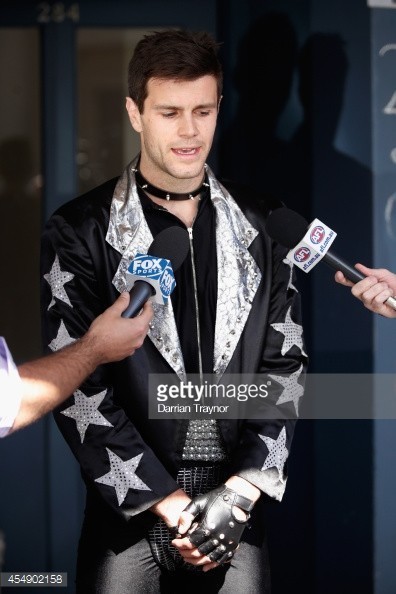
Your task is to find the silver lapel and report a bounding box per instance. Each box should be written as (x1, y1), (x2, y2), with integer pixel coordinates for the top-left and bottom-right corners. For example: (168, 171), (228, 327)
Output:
(106, 158), (186, 381)
(106, 160), (261, 381)
(207, 168), (262, 378)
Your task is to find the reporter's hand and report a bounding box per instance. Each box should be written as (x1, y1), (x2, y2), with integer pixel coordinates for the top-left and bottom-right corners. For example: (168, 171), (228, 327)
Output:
(335, 264), (396, 318)
(86, 293), (153, 364)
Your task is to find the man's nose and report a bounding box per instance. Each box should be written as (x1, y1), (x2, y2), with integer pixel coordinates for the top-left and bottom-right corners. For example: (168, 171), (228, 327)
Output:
(178, 114), (198, 137)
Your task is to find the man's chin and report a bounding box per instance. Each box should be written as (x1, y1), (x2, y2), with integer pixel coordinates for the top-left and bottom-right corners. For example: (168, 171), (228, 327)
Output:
(168, 161), (207, 181)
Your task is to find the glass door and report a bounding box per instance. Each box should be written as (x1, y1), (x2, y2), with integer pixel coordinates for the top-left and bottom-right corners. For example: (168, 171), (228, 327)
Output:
(0, 3), (217, 591)
(0, 28), (42, 363)
(76, 27), (149, 195)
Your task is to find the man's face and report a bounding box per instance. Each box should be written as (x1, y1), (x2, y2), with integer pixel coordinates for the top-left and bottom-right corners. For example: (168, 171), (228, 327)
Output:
(126, 75), (219, 189)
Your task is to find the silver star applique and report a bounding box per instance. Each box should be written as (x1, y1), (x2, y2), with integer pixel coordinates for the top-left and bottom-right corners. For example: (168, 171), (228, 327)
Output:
(44, 254), (74, 309)
(259, 426), (288, 481)
(95, 449), (151, 505)
(61, 389), (113, 443)
(271, 307), (307, 357)
(48, 320), (76, 352)
(283, 258), (298, 292)
(269, 364), (304, 416)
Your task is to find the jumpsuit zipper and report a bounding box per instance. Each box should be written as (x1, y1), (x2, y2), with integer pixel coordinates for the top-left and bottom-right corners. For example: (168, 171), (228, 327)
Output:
(187, 226), (204, 383)
(151, 203), (204, 381)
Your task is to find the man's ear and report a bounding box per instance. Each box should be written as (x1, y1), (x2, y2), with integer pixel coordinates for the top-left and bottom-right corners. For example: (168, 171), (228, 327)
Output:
(126, 97), (143, 133)
(217, 95), (223, 112)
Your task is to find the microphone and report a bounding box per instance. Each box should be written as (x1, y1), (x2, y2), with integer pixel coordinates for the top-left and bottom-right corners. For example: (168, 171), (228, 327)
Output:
(121, 226), (190, 318)
(265, 207), (396, 311)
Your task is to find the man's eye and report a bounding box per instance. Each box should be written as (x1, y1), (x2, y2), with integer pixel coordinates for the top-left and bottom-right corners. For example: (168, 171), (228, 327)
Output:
(162, 112), (176, 118)
(198, 111), (210, 116)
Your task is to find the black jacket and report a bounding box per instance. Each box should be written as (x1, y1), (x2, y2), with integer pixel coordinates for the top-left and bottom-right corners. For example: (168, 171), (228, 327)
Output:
(41, 162), (307, 523)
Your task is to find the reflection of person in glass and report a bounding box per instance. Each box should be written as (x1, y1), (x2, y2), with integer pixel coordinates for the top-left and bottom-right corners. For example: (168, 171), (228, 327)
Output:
(41, 30), (307, 592)
(335, 264), (396, 318)
(0, 295), (152, 437)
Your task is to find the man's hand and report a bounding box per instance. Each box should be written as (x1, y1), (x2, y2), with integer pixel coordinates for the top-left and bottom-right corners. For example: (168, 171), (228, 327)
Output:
(85, 293), (153, 364)
(172, 477), (260, 572)
(151, 489), (217, 570)
(335, 264), (396, 318)
(150, 488), (192, 530)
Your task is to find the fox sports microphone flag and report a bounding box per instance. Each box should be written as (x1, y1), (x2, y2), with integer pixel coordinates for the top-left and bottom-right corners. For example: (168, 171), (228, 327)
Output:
(122, 226), (190, 318)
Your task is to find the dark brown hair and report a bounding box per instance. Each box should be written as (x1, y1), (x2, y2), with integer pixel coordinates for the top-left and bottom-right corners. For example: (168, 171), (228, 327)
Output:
(128, 29), (223, 112)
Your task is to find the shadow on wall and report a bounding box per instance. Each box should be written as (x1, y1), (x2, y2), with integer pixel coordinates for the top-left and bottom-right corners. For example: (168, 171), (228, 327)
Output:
(220, 22), (372, 370)
(219, 15), (373, 594)
(285, 32), (372, 371)
(219, 20), (372, 225)
(219, 12), (298, 189)
(281, 32), (372, 229)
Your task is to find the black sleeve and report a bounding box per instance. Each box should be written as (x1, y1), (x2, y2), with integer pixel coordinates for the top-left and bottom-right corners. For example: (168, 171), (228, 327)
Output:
(41, 212), (180, 520)
(231, 240), (307, 501)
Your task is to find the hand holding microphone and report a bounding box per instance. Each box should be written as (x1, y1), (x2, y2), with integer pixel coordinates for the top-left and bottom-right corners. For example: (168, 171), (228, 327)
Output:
(335, 264), (396, 318)
(122, 226), (190, 318)
(265, 207), (396, 314)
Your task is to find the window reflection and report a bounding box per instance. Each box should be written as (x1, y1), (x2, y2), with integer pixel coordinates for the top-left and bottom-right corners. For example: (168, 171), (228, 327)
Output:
(77, 28), (151, 194)
(0, 30), (41, 362)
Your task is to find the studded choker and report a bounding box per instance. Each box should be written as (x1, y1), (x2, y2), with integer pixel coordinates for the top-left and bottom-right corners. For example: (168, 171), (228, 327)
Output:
(134, 168), (209, 201)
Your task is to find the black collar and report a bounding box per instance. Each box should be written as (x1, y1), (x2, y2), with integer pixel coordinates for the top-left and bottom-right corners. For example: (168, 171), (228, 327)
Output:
(133, 167), (209, 201)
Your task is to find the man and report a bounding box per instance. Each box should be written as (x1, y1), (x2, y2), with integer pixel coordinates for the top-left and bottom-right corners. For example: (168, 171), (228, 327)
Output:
(335, 264), (396, 318)
(0, 294), (152, 436)
(41, 30), (307, 592)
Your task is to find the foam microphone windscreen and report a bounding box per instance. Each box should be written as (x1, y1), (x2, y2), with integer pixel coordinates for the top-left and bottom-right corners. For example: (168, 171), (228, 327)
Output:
(148, 226), (190, 271)
(265, 207), (308, 248)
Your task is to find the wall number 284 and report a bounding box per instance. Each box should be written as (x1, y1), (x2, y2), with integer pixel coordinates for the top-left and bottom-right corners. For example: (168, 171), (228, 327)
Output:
(36, 2), (80, 24)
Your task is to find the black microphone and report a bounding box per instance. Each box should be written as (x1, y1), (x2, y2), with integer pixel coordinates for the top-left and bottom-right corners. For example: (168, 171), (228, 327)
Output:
(265, 206), (396, 311)
(121, 226), (190, 318)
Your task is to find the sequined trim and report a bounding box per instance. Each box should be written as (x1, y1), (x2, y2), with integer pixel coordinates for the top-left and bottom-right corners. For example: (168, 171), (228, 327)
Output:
(182, 419), (227, 462)
(106, 156), (153, 290)
(106, 158), (261, 381)
(107, 157), (186, 380)
(209, 174), (261, 376)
